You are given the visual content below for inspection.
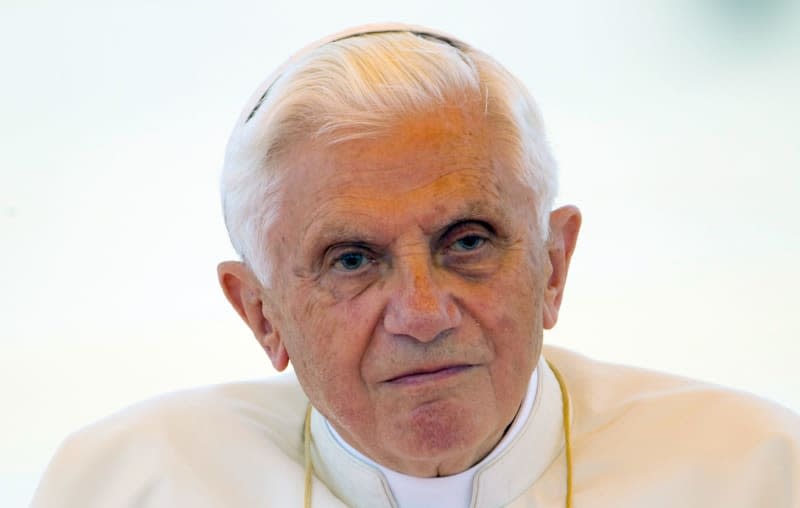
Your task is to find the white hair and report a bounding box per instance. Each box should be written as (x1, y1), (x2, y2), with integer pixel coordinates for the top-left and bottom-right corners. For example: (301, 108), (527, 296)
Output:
(221, 24), (558, 286)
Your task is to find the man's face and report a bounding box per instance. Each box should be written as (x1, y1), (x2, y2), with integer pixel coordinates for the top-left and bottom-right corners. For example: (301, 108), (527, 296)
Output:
(264, 101), (548, 477)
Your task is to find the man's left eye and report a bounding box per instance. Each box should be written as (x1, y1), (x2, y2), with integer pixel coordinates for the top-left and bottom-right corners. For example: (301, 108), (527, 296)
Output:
(452, 235), (486, 251)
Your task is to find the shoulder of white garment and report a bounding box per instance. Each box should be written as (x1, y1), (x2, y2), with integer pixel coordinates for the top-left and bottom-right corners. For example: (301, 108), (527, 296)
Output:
(543, 345), (800, 507)
(544, 344), (800, 433)
(29, 371), (321, 508)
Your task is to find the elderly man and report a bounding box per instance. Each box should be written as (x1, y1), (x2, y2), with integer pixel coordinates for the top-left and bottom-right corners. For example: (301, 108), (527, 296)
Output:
(33, 24), (799, 508)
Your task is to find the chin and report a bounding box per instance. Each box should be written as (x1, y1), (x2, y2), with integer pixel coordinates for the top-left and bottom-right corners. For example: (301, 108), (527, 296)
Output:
(388, 398), (498, 473)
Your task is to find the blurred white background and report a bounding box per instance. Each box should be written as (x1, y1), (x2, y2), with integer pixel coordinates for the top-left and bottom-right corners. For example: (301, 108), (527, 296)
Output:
(2, 0), (798, 505)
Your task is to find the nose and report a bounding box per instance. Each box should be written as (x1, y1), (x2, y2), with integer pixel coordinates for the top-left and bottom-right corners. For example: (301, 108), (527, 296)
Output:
(383, 255), (462, 342)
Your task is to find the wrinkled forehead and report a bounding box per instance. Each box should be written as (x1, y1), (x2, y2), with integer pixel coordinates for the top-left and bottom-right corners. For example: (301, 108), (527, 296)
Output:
(236, 23), (467, 127)
(274, 105), (536, 241)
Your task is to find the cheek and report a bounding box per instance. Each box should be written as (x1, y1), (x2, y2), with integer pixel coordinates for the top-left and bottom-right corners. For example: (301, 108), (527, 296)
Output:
(277, 287), (336, 380)
(472, 259), (542, 325)
(284, 296), (386, 431)
(464, 256), (543, 364)
(281, 284), (383, 389)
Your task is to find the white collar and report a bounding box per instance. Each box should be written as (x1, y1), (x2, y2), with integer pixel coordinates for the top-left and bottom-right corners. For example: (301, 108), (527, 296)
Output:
(325, 368), (539, 508)
(309, 355), (566, 508)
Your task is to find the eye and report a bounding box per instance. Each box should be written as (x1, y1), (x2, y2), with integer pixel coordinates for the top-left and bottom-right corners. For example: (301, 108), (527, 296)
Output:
(333, 251), (371, 272)
(452, 234), (486, 252)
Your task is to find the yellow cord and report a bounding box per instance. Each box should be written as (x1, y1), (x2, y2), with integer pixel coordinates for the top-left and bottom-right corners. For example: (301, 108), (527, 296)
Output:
(303, 403), (313, 508)
(303, 361), (573, 508)
(547, 360), (573, 508)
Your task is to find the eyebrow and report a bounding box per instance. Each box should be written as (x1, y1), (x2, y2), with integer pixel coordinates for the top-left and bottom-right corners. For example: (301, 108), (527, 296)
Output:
(300, 215), (388, 256)
(299, 199), (507, 255)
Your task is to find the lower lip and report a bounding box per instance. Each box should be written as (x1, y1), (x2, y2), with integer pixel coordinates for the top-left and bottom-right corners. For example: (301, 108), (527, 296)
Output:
(388, 365), (473, 386)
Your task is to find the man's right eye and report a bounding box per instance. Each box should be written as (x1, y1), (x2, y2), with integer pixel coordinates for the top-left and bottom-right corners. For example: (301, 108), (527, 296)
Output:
(334, 252), (370, 271)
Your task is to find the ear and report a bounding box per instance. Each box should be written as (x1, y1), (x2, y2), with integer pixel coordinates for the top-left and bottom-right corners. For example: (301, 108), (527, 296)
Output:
(542, 205), (581, 330)
(217, 261), (289, 371)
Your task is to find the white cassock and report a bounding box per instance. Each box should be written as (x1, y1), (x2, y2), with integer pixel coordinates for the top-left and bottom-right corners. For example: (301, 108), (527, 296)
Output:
(31, 346), (800, 507)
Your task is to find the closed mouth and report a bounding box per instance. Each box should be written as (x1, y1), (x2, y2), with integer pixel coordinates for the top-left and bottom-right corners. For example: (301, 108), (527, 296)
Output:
(385, 364), (474, 385)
